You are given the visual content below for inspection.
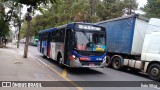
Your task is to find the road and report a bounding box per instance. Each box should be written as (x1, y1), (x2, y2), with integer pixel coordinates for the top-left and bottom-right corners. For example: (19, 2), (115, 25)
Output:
(19, 44), (158, 90)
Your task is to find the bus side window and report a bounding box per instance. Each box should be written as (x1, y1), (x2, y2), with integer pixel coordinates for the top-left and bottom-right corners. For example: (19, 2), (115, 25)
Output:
(60, 28), (65, 43)
(57, 30), (60, 42)
(51, 31), (55, 42)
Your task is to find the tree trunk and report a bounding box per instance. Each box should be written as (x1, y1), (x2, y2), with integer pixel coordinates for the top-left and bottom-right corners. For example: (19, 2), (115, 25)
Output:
(23, 20), (31, 58)
(0, 37), (2, 45)
(17, 26), (21, 48)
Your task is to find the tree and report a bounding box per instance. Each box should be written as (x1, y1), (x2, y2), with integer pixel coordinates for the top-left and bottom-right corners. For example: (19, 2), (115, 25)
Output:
(0, 1), (24, 46)
(95, 0), (138, 21)
(2, 0), (58, 57)
(21, 0), (139, 38)
(20, 0), (91, 38)
(143, 0), (160, 18)
(122, 0), (138, 15)
(9, 3), (23, 48)
(0, 3), (10, 45)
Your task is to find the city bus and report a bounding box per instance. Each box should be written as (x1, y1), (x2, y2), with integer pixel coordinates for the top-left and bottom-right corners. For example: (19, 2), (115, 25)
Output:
(38, 22), (107, 68)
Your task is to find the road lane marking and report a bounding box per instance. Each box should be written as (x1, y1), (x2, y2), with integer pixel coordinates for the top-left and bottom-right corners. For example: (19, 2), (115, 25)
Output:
(35, 57), (84, 90)
(47, 64), (55, 67)
(35, 57), (48, 66)
(61, 69), (67, 78)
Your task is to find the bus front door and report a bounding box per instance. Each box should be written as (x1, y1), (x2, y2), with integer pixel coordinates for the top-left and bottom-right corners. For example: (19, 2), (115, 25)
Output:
(64, 29), (74, 65)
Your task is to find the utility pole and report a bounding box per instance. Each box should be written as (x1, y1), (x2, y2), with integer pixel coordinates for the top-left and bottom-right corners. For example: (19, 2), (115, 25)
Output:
(23, 6), (32, 58)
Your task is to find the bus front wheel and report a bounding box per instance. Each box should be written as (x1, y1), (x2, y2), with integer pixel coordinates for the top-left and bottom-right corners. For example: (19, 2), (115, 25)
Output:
(57, 53), (63, 67)
(148, 63), (160, 81)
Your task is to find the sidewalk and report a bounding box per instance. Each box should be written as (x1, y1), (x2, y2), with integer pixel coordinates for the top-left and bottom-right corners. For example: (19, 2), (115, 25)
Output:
(0, 43), (74, 90)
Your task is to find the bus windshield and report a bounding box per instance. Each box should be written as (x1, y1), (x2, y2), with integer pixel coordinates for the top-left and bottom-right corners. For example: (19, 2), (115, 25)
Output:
(75, 31), (106, 52)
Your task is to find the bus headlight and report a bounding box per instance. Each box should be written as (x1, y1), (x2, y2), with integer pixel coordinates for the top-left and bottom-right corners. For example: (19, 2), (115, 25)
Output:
(69, 55), (79, 62)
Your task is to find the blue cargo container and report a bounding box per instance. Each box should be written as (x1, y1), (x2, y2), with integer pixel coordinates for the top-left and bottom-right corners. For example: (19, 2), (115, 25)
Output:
(97, 15), (149, 55)
(97, 16), (160, 81)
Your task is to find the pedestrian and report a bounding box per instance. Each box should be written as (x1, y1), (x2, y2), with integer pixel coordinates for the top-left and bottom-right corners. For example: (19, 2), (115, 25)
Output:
(2, 38), (4, 45)
(4, 38), (7, 46)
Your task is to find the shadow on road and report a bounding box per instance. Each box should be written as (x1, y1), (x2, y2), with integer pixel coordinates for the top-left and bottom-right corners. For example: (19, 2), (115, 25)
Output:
(67, 68), (103, 75)
(40, 56), (59, 66)
(108, 67), (149, 80)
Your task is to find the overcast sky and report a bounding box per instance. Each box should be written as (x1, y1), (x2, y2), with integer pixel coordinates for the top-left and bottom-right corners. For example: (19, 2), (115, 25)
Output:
(137, 0), (147, 8)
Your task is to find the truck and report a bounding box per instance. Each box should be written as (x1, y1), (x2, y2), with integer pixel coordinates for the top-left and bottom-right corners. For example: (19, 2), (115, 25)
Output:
(97, 14), (160, 81)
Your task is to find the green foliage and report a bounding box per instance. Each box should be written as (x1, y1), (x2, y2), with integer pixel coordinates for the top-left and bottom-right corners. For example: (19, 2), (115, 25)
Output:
(96, 0), (138, 20)
(21, 0), (138, 38)
(0, 13), (10, 37)
(143, 0), (160, 18)
(2, 0), (57, 8)
(0, 3), (10, 37)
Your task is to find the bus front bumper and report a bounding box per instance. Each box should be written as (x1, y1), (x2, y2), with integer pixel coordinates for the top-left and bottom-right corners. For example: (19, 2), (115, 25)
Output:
(70, 59), (106, 68)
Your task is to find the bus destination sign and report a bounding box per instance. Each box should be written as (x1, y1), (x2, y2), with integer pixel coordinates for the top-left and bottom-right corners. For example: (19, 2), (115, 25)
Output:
(78, 25), (101, 31)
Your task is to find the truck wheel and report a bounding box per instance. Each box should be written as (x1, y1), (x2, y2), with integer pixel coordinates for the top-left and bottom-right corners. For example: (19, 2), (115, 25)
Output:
(112, 57), (122, 70)
(106, 56), (111, 67)
(148, 63), (160, 81)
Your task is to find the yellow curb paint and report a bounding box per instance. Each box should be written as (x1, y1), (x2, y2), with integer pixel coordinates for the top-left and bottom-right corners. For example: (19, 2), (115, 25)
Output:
(46, 65), (83, 90)
(35, 57), (84, 90)
(61, 69), (67, 78)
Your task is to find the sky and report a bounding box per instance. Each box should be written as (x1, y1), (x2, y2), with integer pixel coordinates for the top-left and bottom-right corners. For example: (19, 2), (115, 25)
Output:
(137, 0), (147, 8)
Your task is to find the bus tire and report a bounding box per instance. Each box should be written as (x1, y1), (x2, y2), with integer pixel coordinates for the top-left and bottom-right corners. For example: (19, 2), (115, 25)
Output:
(106, 56), (111, 67)
(43, 55), (47, 58)
(112, 56), (122, 70)
(147, 63), (160, 81)
(57, 53), (63, 67)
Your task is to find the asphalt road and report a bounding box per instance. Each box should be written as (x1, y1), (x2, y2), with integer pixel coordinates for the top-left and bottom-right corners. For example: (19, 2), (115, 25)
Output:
(19, 44), (159, 90)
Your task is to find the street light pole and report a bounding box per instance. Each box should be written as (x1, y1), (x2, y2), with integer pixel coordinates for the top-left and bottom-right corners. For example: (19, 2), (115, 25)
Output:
(23, 7), (32, 58)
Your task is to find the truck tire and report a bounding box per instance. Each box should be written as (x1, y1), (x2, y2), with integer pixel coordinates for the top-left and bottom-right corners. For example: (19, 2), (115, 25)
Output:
(147, 63), (160, 81)
(112, 57), (122, 70)
(106, 56), (111, 67)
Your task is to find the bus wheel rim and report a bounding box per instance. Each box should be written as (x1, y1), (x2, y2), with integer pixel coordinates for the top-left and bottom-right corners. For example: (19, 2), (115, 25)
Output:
(59, 58), (62, 64)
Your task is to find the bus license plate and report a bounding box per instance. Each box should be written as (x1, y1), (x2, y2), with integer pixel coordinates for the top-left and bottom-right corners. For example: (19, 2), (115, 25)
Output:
(89, 63), (95, 66)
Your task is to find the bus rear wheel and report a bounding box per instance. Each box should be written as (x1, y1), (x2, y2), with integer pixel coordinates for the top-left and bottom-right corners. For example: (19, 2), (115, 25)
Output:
(148, 63), (160, 81)
(112, 57), (122, 70)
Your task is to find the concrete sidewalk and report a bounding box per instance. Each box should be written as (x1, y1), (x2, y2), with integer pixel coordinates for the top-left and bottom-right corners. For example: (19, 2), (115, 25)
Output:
(0, 44), (74, 90)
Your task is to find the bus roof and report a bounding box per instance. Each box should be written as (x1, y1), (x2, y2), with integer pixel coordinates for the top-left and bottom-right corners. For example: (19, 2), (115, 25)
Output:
(39, 22), (99, 34)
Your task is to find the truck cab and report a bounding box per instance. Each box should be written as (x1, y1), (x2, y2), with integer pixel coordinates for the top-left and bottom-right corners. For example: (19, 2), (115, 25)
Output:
(141, 18), (160, 81)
